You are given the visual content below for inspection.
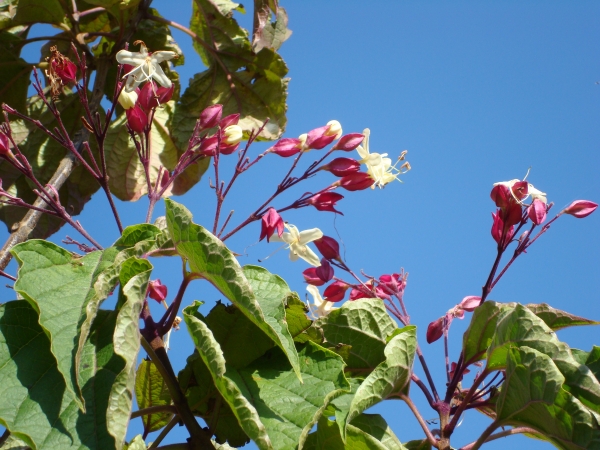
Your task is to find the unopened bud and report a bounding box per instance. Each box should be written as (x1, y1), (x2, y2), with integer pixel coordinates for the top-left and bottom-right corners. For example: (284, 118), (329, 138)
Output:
(148, 279), (168, 302)
(303, 267), (325, 286)
(0, 133), (11, 155)
(305, 125), (337, 150)
(222, 125), (243, 145)
(563, 200), (598, 218)
(333, 133), (365, 151)
(118, 87), (138, 110)
(270, 138), (302, 157)
(314, 236), (340, 261)
(138, 81), (160, 111)
(220, 113), (240, 129)
(426, 317), (444, 344)
(336, 172), (374, 191)
(325, 120), (342, 139)
(199, 135), (219, 156)
(126, 106), (148, 133)
(527, 199), (546, 225)
(323, 281), (349, 302)
(315, 259), (334, 283)
(199, 104), (223, 129)
(322, 157), (361, 177)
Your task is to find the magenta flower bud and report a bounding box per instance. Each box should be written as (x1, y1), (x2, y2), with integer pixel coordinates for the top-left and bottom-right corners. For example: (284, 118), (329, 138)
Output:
(0, 133), (10, 155)
(220, 113), (240, 129)
(156, 84), (174, 104)
(148, 279), (168, 302)
(219, 143), (240, 155)
(138, 81), (160, 111)
(126, 105), (148, 133)
(322, 157), (361, 177)
(199, 104), (223, 129)
(314, 236), (340, 261)
(349, 288), (368, 301)
(491, 209), (514, 244)
(336, 172), (375, 191)
(51, 57), (77, 84)
(199, 135), (219, 156)
(426, 317), (444, 344)
(333, 133), (365, 151)
(305, 125), (337, 150)
(459, 296), (481, 312)
(270, 138), (302, 157)
(160, 170), (171, 189)
(527, 199), (546, 225)
(323, 281), (349, 302)
(563, 200), (598, 218)
(315, 259), (334, 283)
(504, 202), (523, 227)
(259, 207), (284, 242)
(490, 184), (511, 209)
(303, 267), (325, 286)
(307, 192), (344, 214)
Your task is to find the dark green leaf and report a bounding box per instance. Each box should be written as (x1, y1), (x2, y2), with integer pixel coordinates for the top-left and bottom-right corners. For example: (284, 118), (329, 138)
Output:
(316, 298), (398, 372)
(525, 303), (599, 330)
(585, 346), (600, 382)
(462, 301), (507, 365)
(165, 198), (301, 378)
(403, 439), (432, 450)
(114, 224), (162, 247)
(285, 293), (323, 344)
(0, 28), (30, 113)
(134, 360), (174, 433)
(2, 0), (67, 29)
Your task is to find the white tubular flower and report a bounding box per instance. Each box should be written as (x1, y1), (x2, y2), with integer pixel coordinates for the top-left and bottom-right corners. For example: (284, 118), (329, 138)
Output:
(270, 223), (323, 266)
(116, 40), (177, 92)
(356, 128), (405, 189)
(306, 285), (335, 318)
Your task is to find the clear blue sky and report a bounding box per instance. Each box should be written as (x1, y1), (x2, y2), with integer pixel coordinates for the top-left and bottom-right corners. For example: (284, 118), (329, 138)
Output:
(3, 1), (599, 449)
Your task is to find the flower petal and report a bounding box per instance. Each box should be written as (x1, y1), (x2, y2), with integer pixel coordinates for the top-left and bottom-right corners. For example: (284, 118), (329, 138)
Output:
(297, 228), (324, 245)
(151, 50), (178, 64)
(150, 62), (172, 89)
(116, 50), (145, 66)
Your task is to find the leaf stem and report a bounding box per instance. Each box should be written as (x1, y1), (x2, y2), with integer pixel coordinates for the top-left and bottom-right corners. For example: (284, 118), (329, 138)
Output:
(444, 368), (490, 435)
(460, 426), (538, 450)
(464, 420), (500, 450)
(399, 393), (438, 448)
(131, 404), (178, 419)
(148, 416), (179, 449)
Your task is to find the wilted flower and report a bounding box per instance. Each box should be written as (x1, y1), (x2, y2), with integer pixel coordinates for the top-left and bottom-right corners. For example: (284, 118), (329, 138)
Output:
(116, 40), (178, 92)
(459, 296), (482, 312)
(259, 208), (284, 242)
(270, 223), (323, 266)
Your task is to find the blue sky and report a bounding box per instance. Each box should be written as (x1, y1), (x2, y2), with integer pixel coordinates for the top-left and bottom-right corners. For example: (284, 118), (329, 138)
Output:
(3, 1), (599, 449)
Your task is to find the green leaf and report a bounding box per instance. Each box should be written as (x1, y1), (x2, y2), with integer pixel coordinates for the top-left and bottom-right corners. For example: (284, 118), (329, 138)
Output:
(525, 303), (600, 330)
(0, 92), (102, 238)
(125, 435), (147, 450)
(184, 301), (350, 450)
(462, 301), (508, 365)
(0, 29), (30, 113)
(134, 360), (174, 433)
(496, 346), (600, 449)
(115, 224), (162, 247)
(285, 293), (323, 344)
(349, 414), (406, 450)
(346, 326), (417, 428)
(0, 433), (30, 449)
(165, 198), (301, 378)
(585, 346), (600, 382)
(1, 0), (67, 29)
(487, 304), (600, 415)
(253, 6), (292, 52)
(403, 439), (432, 450)
(316, 298), (398, 372)
(12, 241), (110, 409)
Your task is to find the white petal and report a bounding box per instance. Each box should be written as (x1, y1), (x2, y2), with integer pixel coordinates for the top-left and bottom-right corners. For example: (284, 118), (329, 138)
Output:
(270, 232), (294, 245)
(289, 250), (300, 262)
(356, 145), (368, 159)
(150, 63), (172, 88)
(151, 50), (178, 63)
(295, 245), (321, 267)
(307, 285), (324, 307)
(297, 228), (323, 245)
(116, 50), (145, 65)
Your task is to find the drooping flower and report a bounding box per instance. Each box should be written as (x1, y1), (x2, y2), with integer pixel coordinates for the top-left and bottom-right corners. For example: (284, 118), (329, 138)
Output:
(116, 41), (178, 92)
(269, 223), (323, 266)
(259, 207), (284, 242)
(306, 285), (336, 318)
(148, 279), (168, 302)
(307, 192), (344, 214)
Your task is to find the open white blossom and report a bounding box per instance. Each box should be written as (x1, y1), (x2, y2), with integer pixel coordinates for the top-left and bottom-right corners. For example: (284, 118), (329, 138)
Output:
(270, 223), (323, 266)
(116, 41), (177, 92)
(356, 129), (407, 189)
(306, 285), (336, 318)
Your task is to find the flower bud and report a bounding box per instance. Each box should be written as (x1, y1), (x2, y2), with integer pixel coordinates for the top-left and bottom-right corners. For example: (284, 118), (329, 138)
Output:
(126, 105), (148, 133)
(349, 288), (369, 301)
(322, 157), (361, 177)
(325, 120), (342, 139)
(148, 279), (168, 302)
(336, 172), (375, 191)
(219, 142), (240, 155)
(259, 207), (284, 242)
(303, 267), (325, 286)
(199, 135), (219, 156)
(323, 281), (349, 302)
(314, 236), (340, 261)
(199, 104), (223, 129)
(222, 124), (243, 145)
(527, 199), (546, 225)
(48, 46), (77, 84)
(563, 200), (598, 218)
(156, 84), (174, 104)
(138, 81), (160, 111)
(333, 133), (364, 151)
(459, 296), (481, 312)
(490, 184), (511, 209)
(220, 113), (240, 129)
(504, 202), (523, 227)
(0, 133), (11, 155)
(270, 138), (302, 157)
(307, 192), (344, 214)
(491, 210), (514, 244)
(315, 258), (334, 283)
(305, 125), (337, 150)
(118, 85), (139, 110)
(426, 317), (444, 344)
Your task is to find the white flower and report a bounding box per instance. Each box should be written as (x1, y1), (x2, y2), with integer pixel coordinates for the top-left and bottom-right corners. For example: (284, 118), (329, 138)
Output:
(116, 40), (177, 93)
(356, 128), (406, 189)
(270, 223), (323, 266)
(306, 285), (335, 318)
(527, 184), (547, 204)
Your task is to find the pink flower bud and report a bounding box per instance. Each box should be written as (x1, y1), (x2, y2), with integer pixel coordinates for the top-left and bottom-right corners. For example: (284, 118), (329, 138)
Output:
(148, 279), (168, 302)
(270, 138), (302, 157)
(490, 184), (511, 209)
(220, 113), (240, 129)
(491, 209), (514, 244)
(303, 267), (325, 286)
(459, 296), (481, 312)
(333, 133), (364, 151)
(563, 200), (598, 218)
(504, 203), (523, 227)
(259, 207), (284, 242)
(323, 281), (349, 302)
(219, 143), (240, 155)
(0, 133), (10, 155)
(138, 82), (159, 111)
(156, 84), (174, 104)
(199, 104), (223, 129)
(305, 125), (337, 150)
(350, 288), (369, 301)
(322, 157), (361, 177)
(314, 236), (340, 261)
(198, 135), (219, 156)
(527, 199), (546, 225)
(126, 105), (148, 133)
(51, 56), (77, 84)
(337, 172), (375, 191)
(307, 192), (344, 214)
(426, 317), (444, 344)
(315, 259), (334, 283)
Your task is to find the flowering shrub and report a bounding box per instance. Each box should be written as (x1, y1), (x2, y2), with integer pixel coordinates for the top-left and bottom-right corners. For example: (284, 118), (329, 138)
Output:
(0, 2), (597, 450)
